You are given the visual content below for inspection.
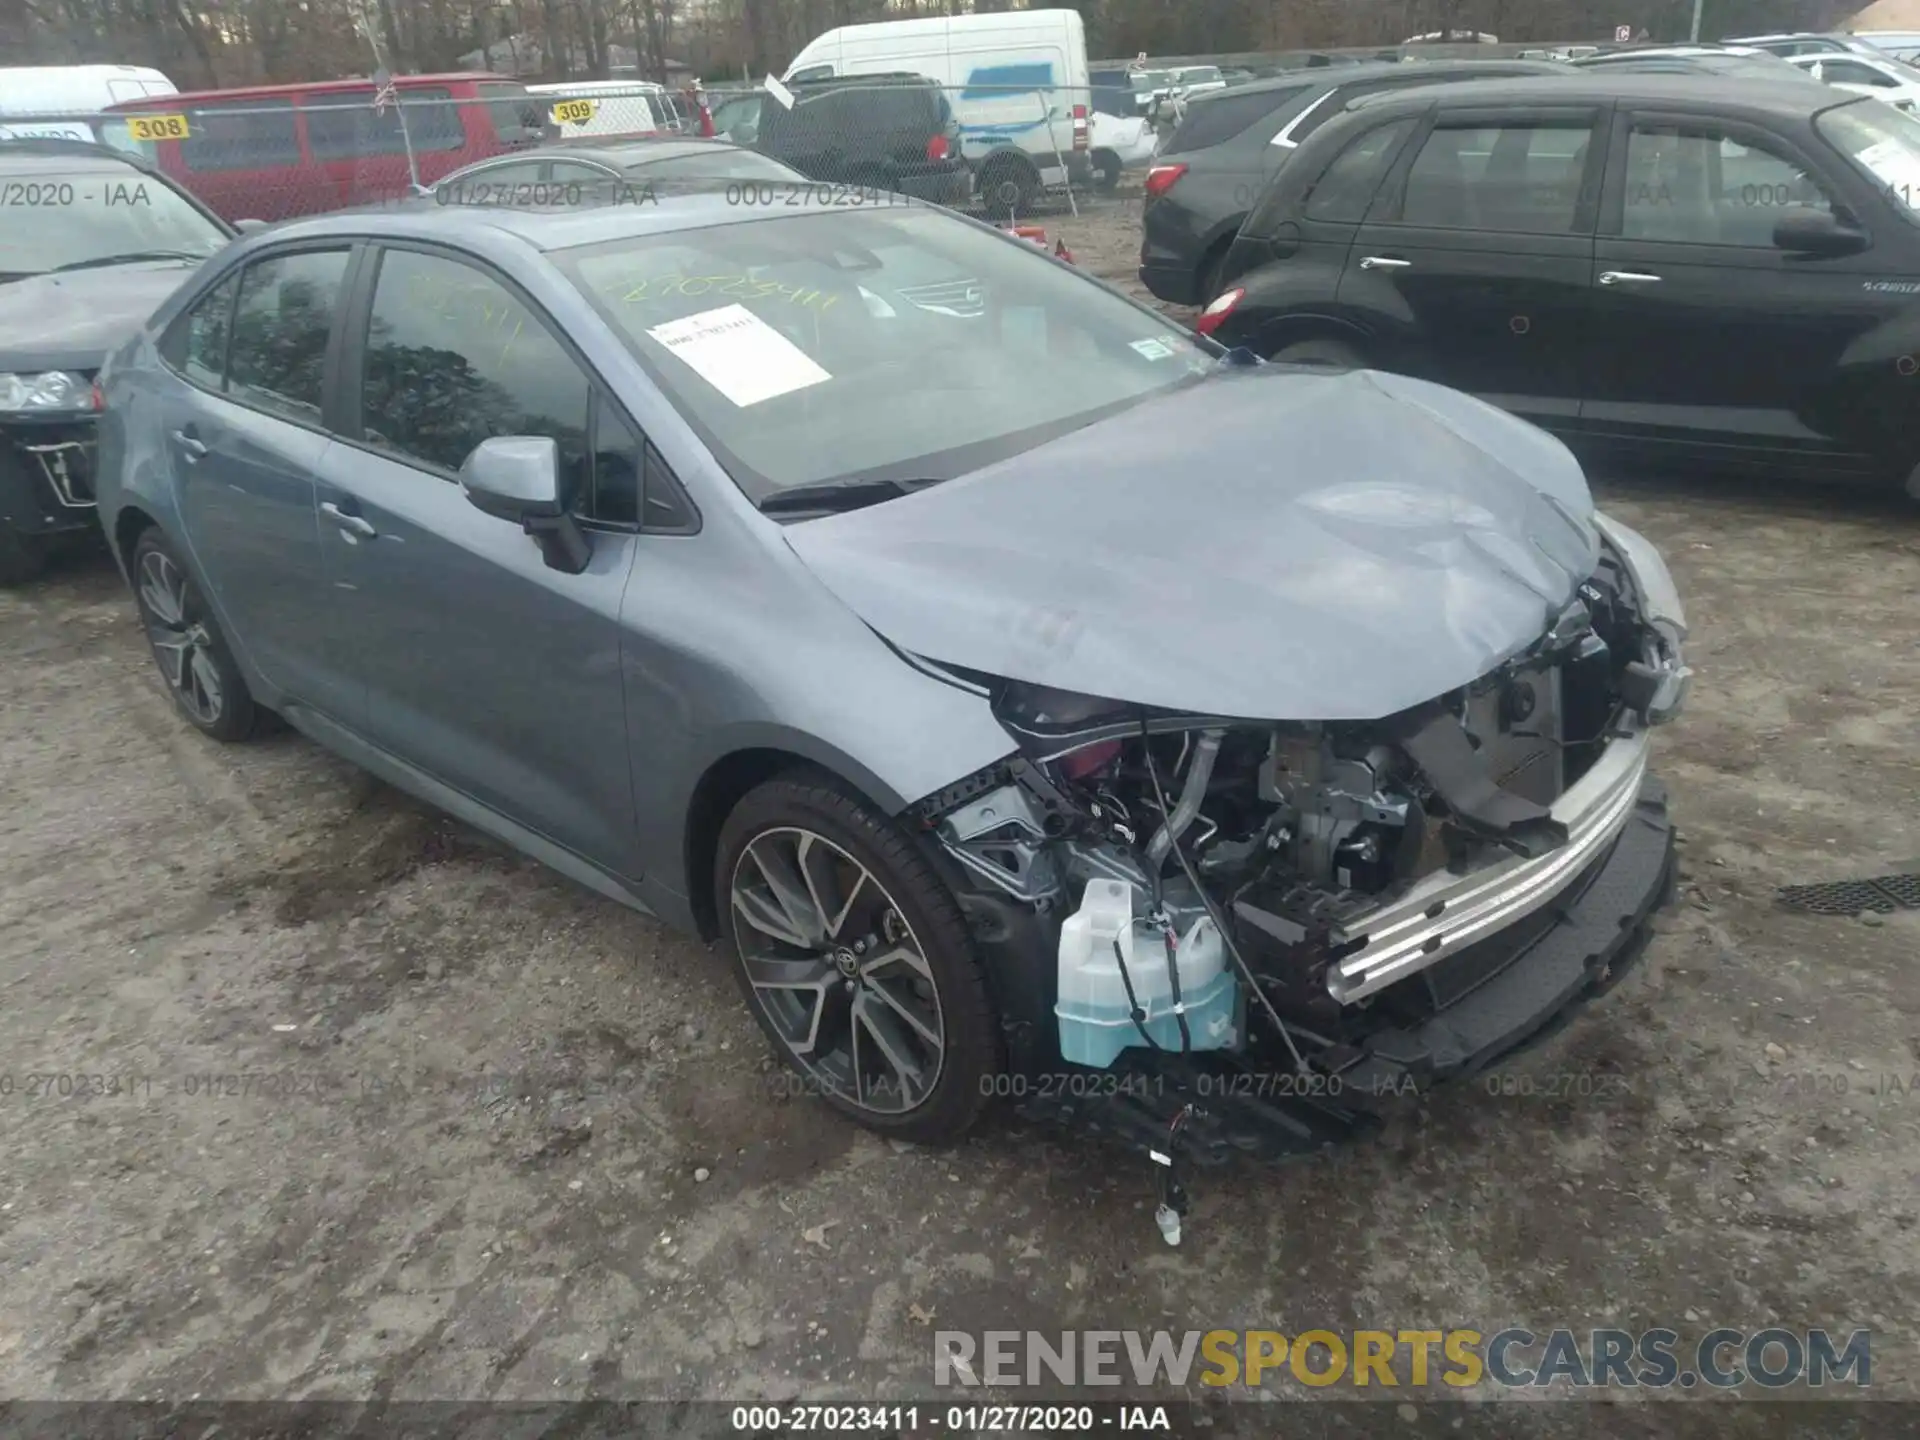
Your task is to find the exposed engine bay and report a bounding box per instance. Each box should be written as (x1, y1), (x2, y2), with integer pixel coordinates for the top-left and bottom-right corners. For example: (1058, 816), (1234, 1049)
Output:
(913, 525), (1690, 1097)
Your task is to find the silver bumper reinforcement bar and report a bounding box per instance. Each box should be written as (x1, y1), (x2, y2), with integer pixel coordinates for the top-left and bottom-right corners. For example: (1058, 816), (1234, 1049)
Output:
(1327, 728), (1652, 1004)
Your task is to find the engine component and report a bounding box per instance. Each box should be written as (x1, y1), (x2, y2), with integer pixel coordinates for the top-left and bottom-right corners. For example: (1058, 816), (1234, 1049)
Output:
(936, 782), (1063, 905)
(1146, 728), (1224, 871)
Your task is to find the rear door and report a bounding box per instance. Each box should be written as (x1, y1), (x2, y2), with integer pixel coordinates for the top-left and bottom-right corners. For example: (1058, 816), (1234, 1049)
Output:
(1341, 102), (1606, 427)
(1579, 108), (1902, 475)
(314, 242), (644, 874)
(152, 245), (359, 719)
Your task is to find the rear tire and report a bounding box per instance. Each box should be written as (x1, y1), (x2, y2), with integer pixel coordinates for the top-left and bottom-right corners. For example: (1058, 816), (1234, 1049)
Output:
(130, 527), (259, 743)
(1268, 336), (1367, 370)
(0, 525), (47, 587)
(979, 152), (1040, 220)
(1090, 148), (1121, 192)
(716, 769), (1002, 1144)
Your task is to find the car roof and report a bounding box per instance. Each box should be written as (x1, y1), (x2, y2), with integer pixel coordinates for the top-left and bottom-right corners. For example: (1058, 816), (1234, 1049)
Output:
(1344, 70), (1857, 117)
(0, 138), (154, 174)
(1183, 56), (1560, 104)
(103, 73), (511, 108)
(258, 187), (923, 253)
(489, 138), (746, 167)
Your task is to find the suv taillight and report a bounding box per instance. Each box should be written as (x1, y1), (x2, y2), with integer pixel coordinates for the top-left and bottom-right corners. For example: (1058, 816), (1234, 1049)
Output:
(1144, 162), (1187, 198)
(927, 132), (951, 162)
(1071, 102), (1089, 150)
(1195, 287), (1244, 337)
(91, 380), (105, 411)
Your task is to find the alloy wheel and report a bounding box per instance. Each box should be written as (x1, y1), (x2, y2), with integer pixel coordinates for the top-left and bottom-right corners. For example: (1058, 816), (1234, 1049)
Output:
(137, 548), (223, 726)
(729, 826), (946, 1115)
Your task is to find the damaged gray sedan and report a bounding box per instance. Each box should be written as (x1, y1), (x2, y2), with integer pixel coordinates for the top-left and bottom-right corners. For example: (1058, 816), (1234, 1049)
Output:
(93, 194), (1691, 1205)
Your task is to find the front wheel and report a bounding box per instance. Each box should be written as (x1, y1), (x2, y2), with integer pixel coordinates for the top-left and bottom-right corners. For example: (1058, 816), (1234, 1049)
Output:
(979, 154), (1040, 220)
(131, 527), (259, 742)
(716, 771), (1002, 1143)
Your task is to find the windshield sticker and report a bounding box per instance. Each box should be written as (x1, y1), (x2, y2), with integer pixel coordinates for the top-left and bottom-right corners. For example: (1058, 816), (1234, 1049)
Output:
(645, 303), (830, 407)
(609, 272), (841, 311)
(1855, 138), (1920, 208)
(1130, 337), (1175, 361)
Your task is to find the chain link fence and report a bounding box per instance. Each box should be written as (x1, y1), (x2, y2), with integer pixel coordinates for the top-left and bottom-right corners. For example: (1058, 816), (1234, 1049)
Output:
(0, 79), (1152, 227)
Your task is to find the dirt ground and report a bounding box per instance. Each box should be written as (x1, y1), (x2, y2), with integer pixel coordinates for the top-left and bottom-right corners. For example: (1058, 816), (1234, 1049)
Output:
(3, 191), (1919, 1427)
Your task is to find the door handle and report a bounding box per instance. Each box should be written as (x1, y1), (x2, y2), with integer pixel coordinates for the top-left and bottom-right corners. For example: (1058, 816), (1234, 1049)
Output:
(320, 500), (377, 540)
(1598, 270), (1662, 286)
(170, 429), (207, 460)
(1359, 255), (1411, 270)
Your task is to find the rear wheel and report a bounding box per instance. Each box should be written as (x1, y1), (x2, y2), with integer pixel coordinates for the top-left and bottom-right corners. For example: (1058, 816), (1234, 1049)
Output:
(979, 152), (1040, 220)
(716, 771), (1002, 1143)
(1267, 336), (1367, 370)
(131, 528), (259, 742)
(1090, 148), (1122, 192)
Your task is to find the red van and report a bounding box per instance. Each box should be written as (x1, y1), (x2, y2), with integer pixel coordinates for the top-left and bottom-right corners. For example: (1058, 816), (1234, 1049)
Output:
(100, 74), (551, 222)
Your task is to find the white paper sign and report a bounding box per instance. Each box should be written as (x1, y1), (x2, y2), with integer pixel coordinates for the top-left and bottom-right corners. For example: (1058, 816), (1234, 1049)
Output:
(1855, 138), (1920, 207)
(646, 304), (830, 407)
(1615, 24), (1633, 41)
(765, 74), (796, 110)
(1130, 337), (1175, 360)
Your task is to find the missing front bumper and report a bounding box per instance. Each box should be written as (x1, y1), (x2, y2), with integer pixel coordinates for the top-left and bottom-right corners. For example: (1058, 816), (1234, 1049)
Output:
(1015, 774), (1676, 1163)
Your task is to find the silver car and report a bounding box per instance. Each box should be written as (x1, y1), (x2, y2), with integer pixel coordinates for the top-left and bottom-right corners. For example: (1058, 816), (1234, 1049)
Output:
(93, 192), (1691, 1167)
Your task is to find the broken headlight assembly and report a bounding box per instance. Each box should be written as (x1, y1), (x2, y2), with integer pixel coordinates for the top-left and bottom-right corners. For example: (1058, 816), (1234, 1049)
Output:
(0, 371), (97, 415)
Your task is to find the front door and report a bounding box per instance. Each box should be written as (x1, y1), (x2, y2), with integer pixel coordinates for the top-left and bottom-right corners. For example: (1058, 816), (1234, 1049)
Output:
(1342, 104), (1606, 430)
(315, 243), (643, 877)
(1578, 109), (1905, 477)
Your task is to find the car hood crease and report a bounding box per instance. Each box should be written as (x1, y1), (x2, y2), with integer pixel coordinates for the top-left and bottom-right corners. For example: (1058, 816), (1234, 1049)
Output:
(783, 366), (1601, 721)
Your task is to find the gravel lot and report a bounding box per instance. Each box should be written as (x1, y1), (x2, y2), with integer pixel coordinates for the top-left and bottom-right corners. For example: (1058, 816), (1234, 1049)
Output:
(4, 191), (1919, 1424)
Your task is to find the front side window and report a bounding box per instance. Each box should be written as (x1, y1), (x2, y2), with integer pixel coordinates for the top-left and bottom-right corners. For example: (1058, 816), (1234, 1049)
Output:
(555, 206), (1216, 503)
(478, 82), (544, 145)
(1818, 97), (1920, 221)
(0, 163), (227, 277)
(1302, 117), (1417, 222)
(1400, 120), (1595, 233)
(357, 248), (591, 496)
(178, 98), (300, 173)
(1624, 121), (1833, 244)
(226, 249), (352, 421)
(1813, 58), (1900, 87)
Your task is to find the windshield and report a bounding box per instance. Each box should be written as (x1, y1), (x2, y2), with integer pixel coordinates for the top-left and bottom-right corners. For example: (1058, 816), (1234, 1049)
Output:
(0, 165), (225, 276)
(555, 206), (1216, 502)
(634, 149), (797, 181)
(1131, 71), (1172, 92)
(1817, 98), (1920, 222)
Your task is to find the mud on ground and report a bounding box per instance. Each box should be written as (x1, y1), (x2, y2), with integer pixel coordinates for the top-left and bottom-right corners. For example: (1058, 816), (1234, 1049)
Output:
(1, 193), (1917, 1420)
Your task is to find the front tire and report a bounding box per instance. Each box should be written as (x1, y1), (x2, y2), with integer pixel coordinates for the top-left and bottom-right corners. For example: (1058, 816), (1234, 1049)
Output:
(716, 771), (1002, 1143)
(0, 525), (47, 587)
(130, 527), (258, 742)
(979, 152), (1040, 220)
(1268, 336), (1367, 370)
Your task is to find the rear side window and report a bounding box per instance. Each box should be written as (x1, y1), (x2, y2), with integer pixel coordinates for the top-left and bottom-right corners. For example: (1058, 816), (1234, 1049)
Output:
(159, 272), (240, 387)
(1303, 117), (1418, 222)
(226, 249), (353, 422)
(1163, 87), (1303, 155)
(479, 82), (544, 144)
(179, 98), (299, 173)
(1399, 120), (1595, 233)
(305, 87), (465, 158)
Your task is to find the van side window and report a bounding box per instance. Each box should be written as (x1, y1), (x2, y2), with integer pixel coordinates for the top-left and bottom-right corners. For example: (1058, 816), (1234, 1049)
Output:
(789, 65), (834, 83)
(179, 98), (300, 173)
(306, 87), (466, 158)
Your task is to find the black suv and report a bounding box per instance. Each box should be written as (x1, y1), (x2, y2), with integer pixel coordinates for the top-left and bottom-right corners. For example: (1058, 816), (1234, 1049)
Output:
(755, 74), (971, 208)
(0, 138), (237, 584)
(1138, 59), (1564, 306)
(1203, 74), (1920, 493)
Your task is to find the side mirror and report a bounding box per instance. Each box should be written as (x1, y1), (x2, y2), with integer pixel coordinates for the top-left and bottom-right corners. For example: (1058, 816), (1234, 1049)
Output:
(1773, 206), (1868, 257)
(234, 218), (268, 234)
(459, 435), (590, 573)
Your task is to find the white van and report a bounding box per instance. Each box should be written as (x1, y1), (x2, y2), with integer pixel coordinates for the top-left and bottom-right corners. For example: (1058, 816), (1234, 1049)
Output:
(783, 9), (1091, 210)
(0, 65), (176, 142)
(526, 81), (664, 140)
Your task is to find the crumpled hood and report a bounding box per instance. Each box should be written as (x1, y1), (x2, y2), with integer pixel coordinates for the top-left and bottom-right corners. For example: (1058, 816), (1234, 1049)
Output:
(784, 365), (1600, 721)
(0, 261), (200, 373)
